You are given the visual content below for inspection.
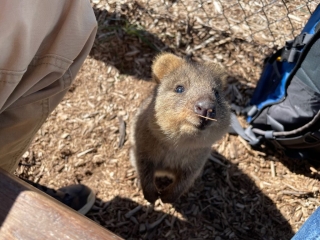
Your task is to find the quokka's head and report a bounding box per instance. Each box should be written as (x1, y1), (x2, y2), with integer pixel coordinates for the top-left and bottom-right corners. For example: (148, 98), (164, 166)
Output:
(151, 53), (230, 144)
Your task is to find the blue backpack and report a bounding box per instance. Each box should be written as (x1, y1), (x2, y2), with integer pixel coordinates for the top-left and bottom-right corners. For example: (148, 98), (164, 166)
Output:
(230, 4), (320, 164)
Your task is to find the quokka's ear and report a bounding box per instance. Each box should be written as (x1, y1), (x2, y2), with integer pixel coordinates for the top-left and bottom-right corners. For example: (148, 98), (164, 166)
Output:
(152, 53), (185, 83)
(205, 62), (229, 89)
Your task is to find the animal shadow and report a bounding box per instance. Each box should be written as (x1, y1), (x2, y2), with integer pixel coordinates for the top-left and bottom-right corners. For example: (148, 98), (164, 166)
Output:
(88, 151), (294, 240)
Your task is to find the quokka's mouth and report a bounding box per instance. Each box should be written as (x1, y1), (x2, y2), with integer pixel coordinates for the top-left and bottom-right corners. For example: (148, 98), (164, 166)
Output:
(195, 114), (217, 130)
(199, 119), (209, 129)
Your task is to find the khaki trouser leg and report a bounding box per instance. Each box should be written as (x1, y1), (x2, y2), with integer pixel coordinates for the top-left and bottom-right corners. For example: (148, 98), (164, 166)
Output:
(0, 0), (97, 172)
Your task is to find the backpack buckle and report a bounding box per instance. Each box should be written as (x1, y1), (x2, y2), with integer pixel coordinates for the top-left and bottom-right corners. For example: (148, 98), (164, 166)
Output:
(281, 47), (300, 63)
(293, 33), (313, 47)
(305, 130), (320, 143)
(280, 33), (313, 62)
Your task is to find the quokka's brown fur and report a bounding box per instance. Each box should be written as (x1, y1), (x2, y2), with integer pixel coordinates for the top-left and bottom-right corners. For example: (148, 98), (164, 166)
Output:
(130, 53), (230, 203)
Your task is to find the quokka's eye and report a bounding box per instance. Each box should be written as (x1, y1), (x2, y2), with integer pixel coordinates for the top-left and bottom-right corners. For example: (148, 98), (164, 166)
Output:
(175, 85), (185, 93)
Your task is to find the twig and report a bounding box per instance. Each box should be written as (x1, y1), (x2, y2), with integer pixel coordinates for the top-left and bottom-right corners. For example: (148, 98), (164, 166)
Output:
(77, 148), (95, 157)
(226, 169), (236, 191)
(192, 36), (216, 51)
(125, 205), (142, 219)
(118, 116), (126, 148)
(208, 155), (228, 167)
(195, 114), (217, 121)
(283, 182), (304, 192)
(270, 161), (276, 178)
(310, 166), (320, 174)
(237, 136), (266, 157)
(124, 173), (137, 181)
(279, 190), (310, 197)
(147, 214), (167, 230)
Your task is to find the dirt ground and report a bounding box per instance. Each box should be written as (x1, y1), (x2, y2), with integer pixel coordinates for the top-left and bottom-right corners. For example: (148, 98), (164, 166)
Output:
(16, 1), (320, 240)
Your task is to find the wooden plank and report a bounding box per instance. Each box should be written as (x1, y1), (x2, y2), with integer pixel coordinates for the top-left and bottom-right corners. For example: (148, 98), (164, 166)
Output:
(0, 168), (123, 240)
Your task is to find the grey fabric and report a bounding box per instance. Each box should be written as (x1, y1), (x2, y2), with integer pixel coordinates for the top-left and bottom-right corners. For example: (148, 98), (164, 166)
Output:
(268, 75), (320, 131)
(295, 38), (320, 91)
(252, 37), (320, 131)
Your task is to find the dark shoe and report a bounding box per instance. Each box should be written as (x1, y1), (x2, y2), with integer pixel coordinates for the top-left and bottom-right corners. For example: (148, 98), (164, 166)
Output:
(22, 178), (95, 215)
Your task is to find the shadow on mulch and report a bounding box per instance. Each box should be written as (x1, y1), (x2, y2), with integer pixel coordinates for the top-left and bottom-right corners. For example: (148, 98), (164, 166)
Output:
(88, 152), (294, 240)
(89, 5), (261, 122)
(255, 142), (320, 180)
(90, 7), (171, 80)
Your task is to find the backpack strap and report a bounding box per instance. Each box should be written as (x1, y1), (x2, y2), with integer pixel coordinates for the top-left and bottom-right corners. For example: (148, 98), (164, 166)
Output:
(280, 33), (313, 62)
(251, 111), (320, 149)
(280, 20), (320, 63)
(229, 113), (260, 145)
(230, 111), (320, 152)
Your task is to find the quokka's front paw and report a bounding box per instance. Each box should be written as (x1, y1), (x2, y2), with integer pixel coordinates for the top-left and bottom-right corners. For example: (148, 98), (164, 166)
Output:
(141, 183), (159, 204)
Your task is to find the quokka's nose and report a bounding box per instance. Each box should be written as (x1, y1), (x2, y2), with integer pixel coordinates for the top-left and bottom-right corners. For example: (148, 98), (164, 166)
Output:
(194, 99), (216, 118)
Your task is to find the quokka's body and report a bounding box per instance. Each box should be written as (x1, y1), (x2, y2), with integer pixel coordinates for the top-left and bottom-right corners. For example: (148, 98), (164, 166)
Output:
(130, 53), (230, 203)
